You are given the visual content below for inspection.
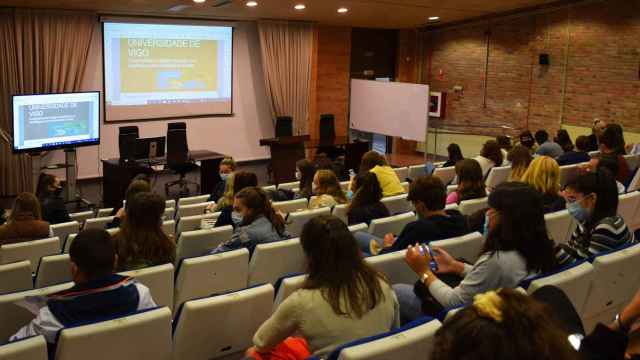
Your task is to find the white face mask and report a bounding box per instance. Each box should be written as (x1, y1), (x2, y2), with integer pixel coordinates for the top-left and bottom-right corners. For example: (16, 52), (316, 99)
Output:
(231, 211), (243, 226)
(295, 171), (301, 180)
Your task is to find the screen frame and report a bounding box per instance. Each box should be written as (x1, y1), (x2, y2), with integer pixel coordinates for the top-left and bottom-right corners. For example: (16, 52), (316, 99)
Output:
(11, 91), (102, 154)
(101, 19), (235, 123)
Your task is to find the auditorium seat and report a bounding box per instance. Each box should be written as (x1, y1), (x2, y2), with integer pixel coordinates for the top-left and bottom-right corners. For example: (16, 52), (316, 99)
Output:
(248, 238), (305, 287)
(401, 182), (410, 193)
(0, 282), (74, 340)
(459, 197), (489, 216)
(627, 169), (640, 193)
(277, 181), (298, 191)
(172, 284), (274, 360)
(273, 273), (307, 311)
(1, 237), (60, 273)
(174, 249), (249, 311)
(262, 185), (277, 192)
(164, 207), (175, 221)
(432, 166), (456, 186)
(368, 212), (417, 238)
(348, 223), (368, 234)
(320, 317), (442, 360)
(381, 194), (412, 215)
(166, 199), (177, 209)
(55, 307), (172, 360)
(83, 216), (115, 230)
(393, 167), (409, 182)
(544, 210), (577, 245)
(0, 261), (32, 294)
(178, 194), (210, 207)
(176, 212), (220, 235)
(162, 220), (176, 236)
(623, 154), (640, 172)
(0, 335), (48, 360)
(485, 165), (511, 191)
(559, 164), (582, 188)
(63, 234), (77, 254)
(332, 204), (349, 224)
(272, 198), (308, 214)
(50, 221), (80, 251)
(364, 250), (418, 285)
(96, 208), (114, 218)
(175, 226), (233, 264)
(69, 211), (94, 227)
(120, 263), (175, 312)
(446, 184), (457, 195)
(176, 202), (214, 219)
(286, 207), (331, 238)
(408, 164), (426, 180)
(34, 254), (72, 288)
(430, 232), (484, 264)
(618, 192), (640, 227)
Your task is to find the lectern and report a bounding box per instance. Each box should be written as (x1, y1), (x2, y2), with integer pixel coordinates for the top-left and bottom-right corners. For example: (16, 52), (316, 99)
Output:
(260, 135), (310, 185)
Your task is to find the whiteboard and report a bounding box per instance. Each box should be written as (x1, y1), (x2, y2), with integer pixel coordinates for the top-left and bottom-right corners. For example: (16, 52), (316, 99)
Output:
(349, 79), (429, 142)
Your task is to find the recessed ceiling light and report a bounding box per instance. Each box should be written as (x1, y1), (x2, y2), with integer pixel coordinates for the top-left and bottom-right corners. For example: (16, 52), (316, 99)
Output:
(337, 7), (348, 13)
(246, 1), (258, 7)
(193, 0), (205, 3)
(428, 16), (440, 21)
(294, 4), (306, 10)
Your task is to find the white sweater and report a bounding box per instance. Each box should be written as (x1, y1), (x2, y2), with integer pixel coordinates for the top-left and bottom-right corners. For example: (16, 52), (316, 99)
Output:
(253, 279), (400, 357)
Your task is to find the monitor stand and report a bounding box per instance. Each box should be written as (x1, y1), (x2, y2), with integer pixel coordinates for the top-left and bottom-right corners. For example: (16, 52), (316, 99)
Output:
(64, 148), (92, 209)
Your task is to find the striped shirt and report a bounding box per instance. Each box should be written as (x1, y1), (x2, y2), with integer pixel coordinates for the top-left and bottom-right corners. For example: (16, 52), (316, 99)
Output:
(556, 215), (636, 266)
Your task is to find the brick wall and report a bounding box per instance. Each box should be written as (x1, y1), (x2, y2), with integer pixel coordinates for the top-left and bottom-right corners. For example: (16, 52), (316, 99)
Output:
(422, 0), (640, 137)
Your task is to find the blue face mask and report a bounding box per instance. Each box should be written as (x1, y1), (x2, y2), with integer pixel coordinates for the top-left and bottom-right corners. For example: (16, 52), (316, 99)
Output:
(567, 201), (590, 223)
(483, 212), (490, 238)
(220, 173), (230, 182)
(346, 190), (354, 200)
(231, 211), (243, 226)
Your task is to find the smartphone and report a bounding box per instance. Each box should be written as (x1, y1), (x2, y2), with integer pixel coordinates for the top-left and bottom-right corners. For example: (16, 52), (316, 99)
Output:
(419, 244), (438, 272)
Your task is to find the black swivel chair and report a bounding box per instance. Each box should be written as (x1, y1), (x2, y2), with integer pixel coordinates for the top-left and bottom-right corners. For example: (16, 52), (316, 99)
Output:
(118, 126), (139, 165)
(165, 122), (200, 197)
(275, 116), (293, 137)
(317, 114), (343, 160)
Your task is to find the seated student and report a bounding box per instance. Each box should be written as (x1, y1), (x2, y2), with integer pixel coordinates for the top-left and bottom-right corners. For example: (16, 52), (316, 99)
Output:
(36, 173), (71, 225)
(596, 154), (626, 194)
(446, 159), (486, 205)
(598, 123), (630, 183)
(113, 192), (176, 271)
(518, 130), (537, 154)
(556, 135), (592, 166)
(554, 129), (575, 153)
(210, 157), (236, 202)
(442, 143), (464, 168)
(507, 145), (532, 182)
(308, 170), (348, 209)
(556, 170), (635, 267)
(586, 119), (607, 152)
(106, 179), (151, 229)
(535, 130), (565, 158)
(359, 151), (405, 197)
(394, 182), (556, 322)
(0, 192), (50, 245)
(496, 135), (512, 166)
(347, 172), (390, 225)
(294, 159), (316, 200)
(250, 215), (399, 358)
(209, 187), (288, 255)
(520, 156), (566, 214)
(215, 171), (258, 228)
(473, 140), (504, 178)
(10, 228), (156, 344)
(356, 176), (468, 256)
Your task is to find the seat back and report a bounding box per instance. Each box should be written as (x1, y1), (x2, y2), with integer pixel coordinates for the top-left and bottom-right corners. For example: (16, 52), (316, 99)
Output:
(96, 208), (114, 218)
(272, 198), (308, 215)
(332, 204), (349, 224)
(172, 284), (274, 360)
(408, 164), (426, 180)
(0, 261), (32, 294)
(623, 154), (640, 172)
(176, 212), (220, 235)
(485, 166), (511, 190)
(278, 181), (299, 191)
(50, 222), (80, 251)
(34, 254), (72, 288)
(177, 202), (214, 219)
(174, 249), (250, 311)
(348, 223), (368, 234)
(0, 335), (48, 360)
(273, 274), (307, 311)
(55, 307), (172, 360)
(164, 208), (175, 221)
(432, 166), (456, 185)
(618, 192), (640, 227)
(401, 182), (410, 193)
(0, 282), (74, 340)
(544, 210), (576, 245)
(167, 122), (190, 168)
(120, 263), (175, 311)
(559, 164), (581, 188)
(1, 237), (60, 273)
(526, 261), (595, 315)
(430, 232), (484, 264)
(392, 167), (409, 182)
(162, 220), (176, 236)
(381, 194), (412, 215)
(368, 212), (416, 238)
(334, 318), (442, 360)
(248, 238), (305, 286)
(166, 199), (177, 209)
(175, 226), (233, 264)
(83, 216), (115, 230)
(459, 197), (489, 216)
(178, 195), (211, 207)
(69, 211), (94, 226)
(364, 250), (418, 285)
(627, 168), (640, 193)
(286, 207), (331, 238)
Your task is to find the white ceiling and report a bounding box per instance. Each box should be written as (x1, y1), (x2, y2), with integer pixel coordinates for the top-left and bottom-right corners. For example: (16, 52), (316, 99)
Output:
(0, 0), (562, 28)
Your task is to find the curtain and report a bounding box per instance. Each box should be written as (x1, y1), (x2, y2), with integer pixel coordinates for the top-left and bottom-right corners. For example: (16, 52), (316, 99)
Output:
(0, 8), (96, 196)
(258, 21), (313, 135)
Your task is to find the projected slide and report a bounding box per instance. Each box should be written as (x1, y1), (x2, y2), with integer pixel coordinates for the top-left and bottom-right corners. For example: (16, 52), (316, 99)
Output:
(103, 22), (233, 121)
(12, 92), (100, 153)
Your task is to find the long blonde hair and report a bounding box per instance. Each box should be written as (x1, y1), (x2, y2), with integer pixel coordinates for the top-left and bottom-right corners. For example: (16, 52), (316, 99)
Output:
(214, 172), (235, 211)
(520, 156), (560, 195)
(315, 170), (348, 204)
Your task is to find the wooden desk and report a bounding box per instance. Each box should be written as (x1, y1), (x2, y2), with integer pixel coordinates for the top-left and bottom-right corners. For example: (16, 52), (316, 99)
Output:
(102, 150), (225, 208)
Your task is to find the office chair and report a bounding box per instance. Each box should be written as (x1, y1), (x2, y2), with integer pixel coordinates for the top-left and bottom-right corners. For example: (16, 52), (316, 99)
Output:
(317, 114), (343, 160)
(118, 126), (139, 165)
(275, 116), (293, 137)
(165, 122), (200, 197)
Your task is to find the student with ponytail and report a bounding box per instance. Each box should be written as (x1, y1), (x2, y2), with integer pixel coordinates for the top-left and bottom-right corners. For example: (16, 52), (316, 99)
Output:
(208, 187), (289, 255)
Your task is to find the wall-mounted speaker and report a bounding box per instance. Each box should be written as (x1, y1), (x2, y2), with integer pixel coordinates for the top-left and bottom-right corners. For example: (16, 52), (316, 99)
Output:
(539, 54), (550, 66)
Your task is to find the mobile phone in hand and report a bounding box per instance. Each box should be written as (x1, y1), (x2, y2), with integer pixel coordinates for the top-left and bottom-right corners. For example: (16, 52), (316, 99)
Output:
(419, 244), (438, 272)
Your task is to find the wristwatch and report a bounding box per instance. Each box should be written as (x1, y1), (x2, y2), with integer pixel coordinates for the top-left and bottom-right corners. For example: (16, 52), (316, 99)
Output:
(615, 313), (630, 334)
(420, 272), (430, 284)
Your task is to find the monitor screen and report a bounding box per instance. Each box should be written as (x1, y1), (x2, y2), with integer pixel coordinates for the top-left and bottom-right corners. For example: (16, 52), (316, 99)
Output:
(12, 92), (100, 153)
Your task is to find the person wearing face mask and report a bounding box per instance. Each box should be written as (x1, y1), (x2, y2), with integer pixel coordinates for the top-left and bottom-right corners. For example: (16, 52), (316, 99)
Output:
(393, 182), (556, 323)
(210, 157), (237, 202)
(36, 173), (71, 225)
(347, 172), (390, 226)
(214, 171), (258, 228)
(294, 159), (316, 200)
(556, 170), (635, 267)
(308, 170), (348, 209)
(208, 187), (289, 256)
